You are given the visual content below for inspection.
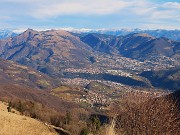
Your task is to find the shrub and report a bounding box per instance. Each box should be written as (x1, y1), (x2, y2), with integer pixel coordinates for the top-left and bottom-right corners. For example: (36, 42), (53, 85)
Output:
(88, 115), (101, 133)
(50, 114), (63, 127)
(80, 128), (89, 135)
(16, 101), (25, 114)
(64, 111), (72, 125)
(114, 94), (180, 135)
(7, 101), (12, 112)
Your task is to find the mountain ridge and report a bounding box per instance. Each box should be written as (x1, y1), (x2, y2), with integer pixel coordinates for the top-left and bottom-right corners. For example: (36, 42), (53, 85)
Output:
(0, 29), (94, 76)
(81, 33), (180, 61)
(76, 28), (180, 41)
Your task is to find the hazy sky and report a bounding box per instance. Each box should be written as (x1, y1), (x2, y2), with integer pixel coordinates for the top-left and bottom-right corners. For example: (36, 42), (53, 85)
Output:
(0, 0), (179, 30)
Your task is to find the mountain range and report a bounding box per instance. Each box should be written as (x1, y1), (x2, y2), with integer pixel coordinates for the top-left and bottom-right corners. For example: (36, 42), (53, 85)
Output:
(0, 29), (17, 39)
(83, 29), (180, 41)
(0, 29), (179, 90)
(1, 28), (180, 41)
(0, 29), (94, 76)
(1, 29), (179, 64)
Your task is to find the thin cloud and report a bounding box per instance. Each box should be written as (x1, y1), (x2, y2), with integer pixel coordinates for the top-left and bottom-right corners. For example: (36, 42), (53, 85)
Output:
(0, 0), (41, 2)
(130, 1), (180, 22)
(162, 2), (180, 9)
(31, 0), (131, 18)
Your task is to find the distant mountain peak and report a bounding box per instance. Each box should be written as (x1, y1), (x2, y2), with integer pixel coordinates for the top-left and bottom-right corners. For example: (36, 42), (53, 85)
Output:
(24, 28), (38, 34)
(50, 29), (74, 37)
(0, 29), (17, 39)
(131, 33), (154, 38)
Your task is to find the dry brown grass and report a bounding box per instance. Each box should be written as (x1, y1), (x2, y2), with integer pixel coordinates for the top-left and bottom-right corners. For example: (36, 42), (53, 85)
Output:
(52, 86), (71, 92)
(105, 118), (117, 135)
(0, 101), (58, 135)
(51, 86), (83, 101)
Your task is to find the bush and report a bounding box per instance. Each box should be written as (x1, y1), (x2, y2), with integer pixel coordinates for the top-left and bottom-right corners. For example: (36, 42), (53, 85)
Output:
(7, 106), (11, 112)
(114, 95), (180, 135)
(87, 115), (101, 133)
(2, 98), (92, 135)
(50, 114), (63, 127)
(64, 111), (72, 125)
(7, 101), (12, 112)
(9, 98), (64, 127)
(80, 128), (89, 135)
(16, 101), (25, 114)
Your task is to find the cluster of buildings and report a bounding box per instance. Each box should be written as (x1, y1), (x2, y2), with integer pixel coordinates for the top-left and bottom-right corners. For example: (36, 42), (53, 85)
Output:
(60, 54), (177, 109)
(77, 90), (110, 108)
(74, 85), (168, 109)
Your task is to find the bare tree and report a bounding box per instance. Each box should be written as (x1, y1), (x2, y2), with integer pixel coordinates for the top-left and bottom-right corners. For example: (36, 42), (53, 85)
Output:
(113, 94), (180, 135)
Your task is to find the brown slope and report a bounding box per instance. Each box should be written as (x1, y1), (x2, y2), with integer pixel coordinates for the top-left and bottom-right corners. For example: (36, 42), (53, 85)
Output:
(0, 29), (94, 76)
(0, 102), (58, 135)
(0, 83), (78, 112)
(0, 59), (78, 112)
(0, 58), (60, 90)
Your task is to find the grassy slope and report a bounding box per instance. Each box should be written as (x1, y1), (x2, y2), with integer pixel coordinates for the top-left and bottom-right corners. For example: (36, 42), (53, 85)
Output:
(51, 86), (85, 101)
(0, 101), (58, 135)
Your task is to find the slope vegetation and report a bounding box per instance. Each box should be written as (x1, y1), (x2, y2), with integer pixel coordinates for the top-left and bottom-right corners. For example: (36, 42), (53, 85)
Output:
(0, 58), (60, 90)
(0, 101), (57, 135)
(0, 59), (78, 112)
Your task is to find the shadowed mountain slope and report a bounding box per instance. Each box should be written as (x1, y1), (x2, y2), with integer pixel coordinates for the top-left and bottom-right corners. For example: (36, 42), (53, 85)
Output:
(140, 68), (180, 90)
(80, 33), (180, 61)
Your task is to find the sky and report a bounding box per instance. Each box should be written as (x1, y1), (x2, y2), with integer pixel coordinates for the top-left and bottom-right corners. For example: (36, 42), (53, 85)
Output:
(0, 0), (180, 31)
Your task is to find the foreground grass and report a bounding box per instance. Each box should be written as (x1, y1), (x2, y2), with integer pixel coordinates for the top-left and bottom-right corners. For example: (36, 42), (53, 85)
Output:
(0, 101), (58, 135)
